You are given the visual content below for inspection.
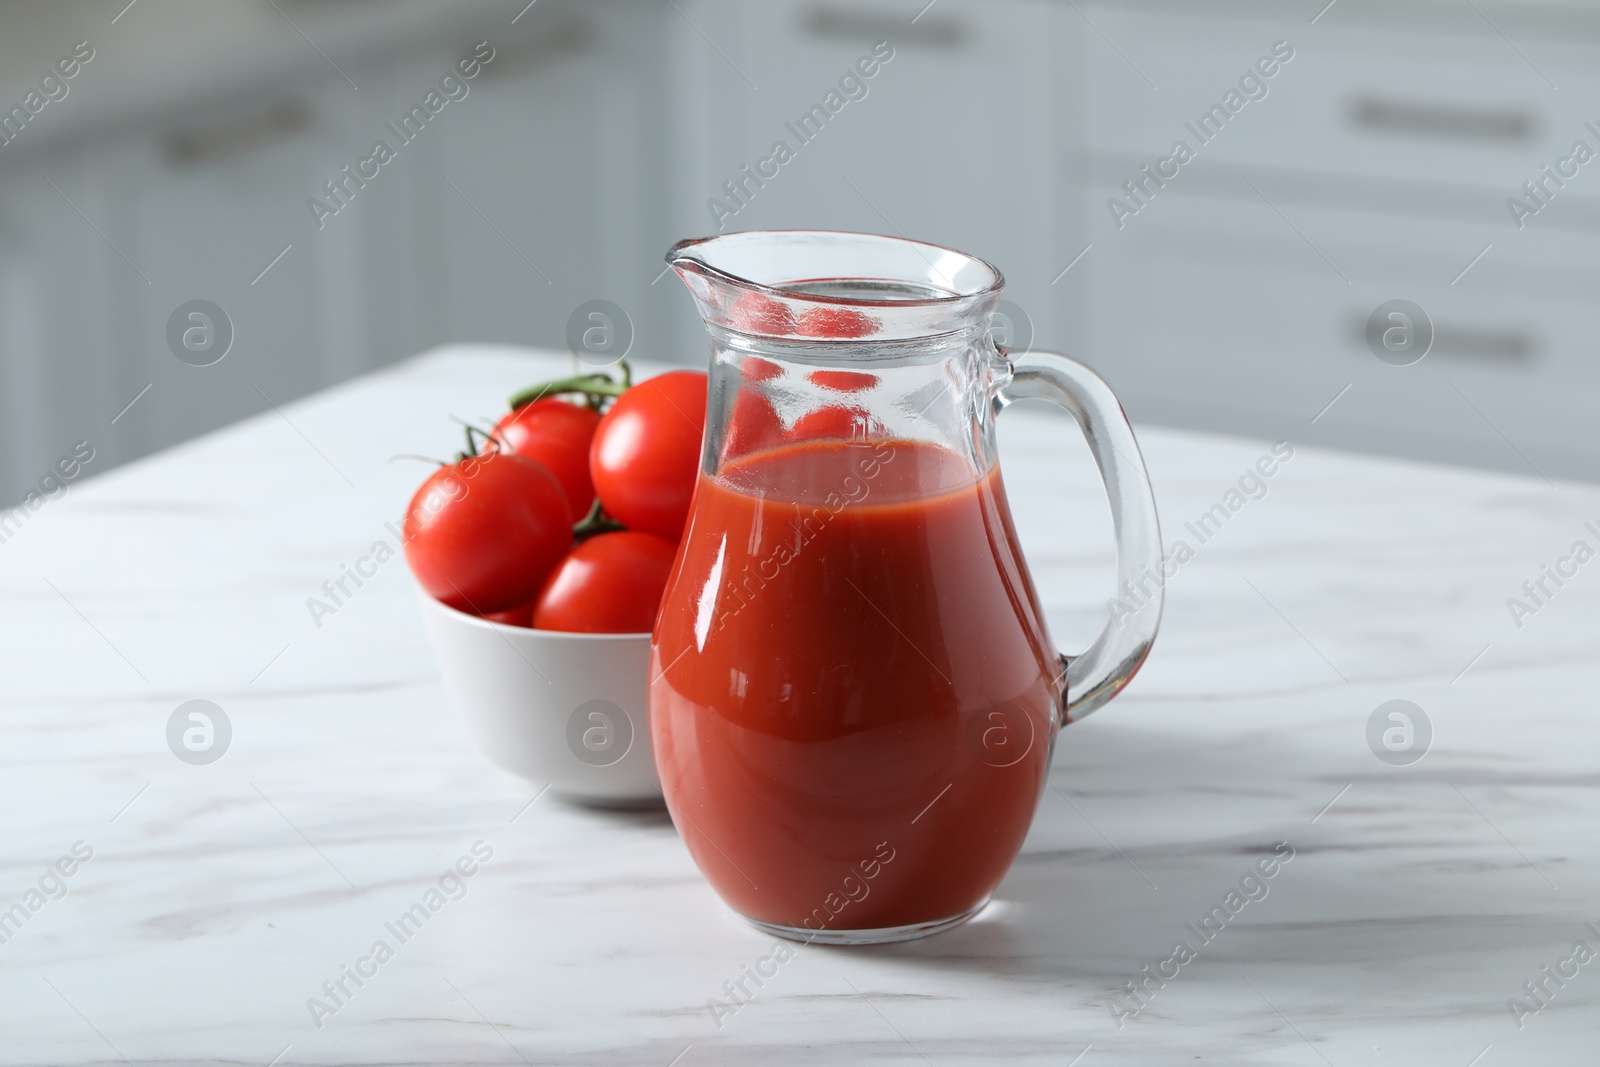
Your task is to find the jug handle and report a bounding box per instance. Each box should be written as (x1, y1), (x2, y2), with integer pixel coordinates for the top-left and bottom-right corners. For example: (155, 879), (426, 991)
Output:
(995, 350), (1164, 723)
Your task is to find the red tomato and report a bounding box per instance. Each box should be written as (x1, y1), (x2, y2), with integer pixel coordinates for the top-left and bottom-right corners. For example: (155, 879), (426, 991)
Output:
(721, 357), (785, 461)
(742, 355), (784, 381)
(590, 370), (708, 540)
(790, 405), (878, 442)
(807, 369), (879, 392)
(403, 452), (573, 614)
(724, 387), (784, 461)
(728, 292), (795, 335)
(796, 306), (876, 338)
(533, 531), (679, 633)
(492, 398), (601, 516)
(482, 601), (534, 627)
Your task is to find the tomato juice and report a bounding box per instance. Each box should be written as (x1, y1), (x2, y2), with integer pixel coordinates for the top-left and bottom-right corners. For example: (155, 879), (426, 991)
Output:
(650, 438), (1061, 933)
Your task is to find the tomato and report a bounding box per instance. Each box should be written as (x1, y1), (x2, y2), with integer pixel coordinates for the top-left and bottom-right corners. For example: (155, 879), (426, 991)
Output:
(796, 306), (876, 338)
(724, 387), (784, 461)
(789, 405), (878, 442)
(807, 369), (878, 392)
(590, 370), (708, 540)
(719, 357), (785, 461)
(743, 355), (784, 382)
(492, 398), (601, 516)
(482, 601), (534, 627)
(403, 452), (573, 614)
(728, 292), (795, 335)
(533, 531), (679, 633)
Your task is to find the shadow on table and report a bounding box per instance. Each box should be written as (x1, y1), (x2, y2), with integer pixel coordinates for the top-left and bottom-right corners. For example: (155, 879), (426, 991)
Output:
(811, 717), (1570, 990)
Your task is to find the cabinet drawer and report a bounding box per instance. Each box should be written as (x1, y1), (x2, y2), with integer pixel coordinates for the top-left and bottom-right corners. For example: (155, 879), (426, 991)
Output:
(1084, 7), (1600, 222)
(1086, 194), (1600, 475)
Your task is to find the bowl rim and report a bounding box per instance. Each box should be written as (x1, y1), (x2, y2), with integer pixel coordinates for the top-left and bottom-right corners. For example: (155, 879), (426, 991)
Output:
(416, 586), (652, 641)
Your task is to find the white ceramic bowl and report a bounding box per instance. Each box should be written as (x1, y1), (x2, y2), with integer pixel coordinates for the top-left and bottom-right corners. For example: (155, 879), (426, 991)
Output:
(417, 590), (662, 807)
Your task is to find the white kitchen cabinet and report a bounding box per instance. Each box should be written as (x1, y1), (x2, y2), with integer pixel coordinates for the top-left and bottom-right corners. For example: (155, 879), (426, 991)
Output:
(670, 0), (1065, 358)
(427, 2), (682, 374)
(4, 0), (1599, 505)
(1091, 192), (1599, 473)
(1079, 0), (1600, 481)
(122, 97), (347, 468)
(0, 0), (680, 504)
(0, 146), (135, 501)
(1084, 7), (1600, 211)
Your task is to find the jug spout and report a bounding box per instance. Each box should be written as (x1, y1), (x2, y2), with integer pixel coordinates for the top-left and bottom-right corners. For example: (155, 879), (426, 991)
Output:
(666, 230), (1013, 483)
(666, 230), (1002, 344)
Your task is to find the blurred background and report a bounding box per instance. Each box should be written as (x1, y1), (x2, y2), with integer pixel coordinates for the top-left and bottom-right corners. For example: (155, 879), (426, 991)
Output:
(1, 0), (1596, 507)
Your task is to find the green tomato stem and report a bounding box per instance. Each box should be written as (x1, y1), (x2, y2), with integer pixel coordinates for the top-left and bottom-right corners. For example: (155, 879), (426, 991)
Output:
(571, 496), (626, 542)
(508, 360), (632, 411)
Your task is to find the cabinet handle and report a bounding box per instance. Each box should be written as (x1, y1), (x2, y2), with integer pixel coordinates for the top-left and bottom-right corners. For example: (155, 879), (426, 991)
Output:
(1348, 97), (1535, 142)
(164, 101), (310, 166)
(478, 19), (591, 79)
(1433, 324), (1537, 363)
(1351, 317), (1536, 364)
(803, 7), (966, 46)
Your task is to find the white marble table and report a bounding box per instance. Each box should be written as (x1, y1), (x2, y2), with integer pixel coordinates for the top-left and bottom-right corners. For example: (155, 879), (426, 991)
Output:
(2, 344), (1596, 1065)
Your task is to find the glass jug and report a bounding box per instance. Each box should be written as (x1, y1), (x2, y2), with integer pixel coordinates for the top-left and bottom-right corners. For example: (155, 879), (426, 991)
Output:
(652, 230), (1162, 944)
